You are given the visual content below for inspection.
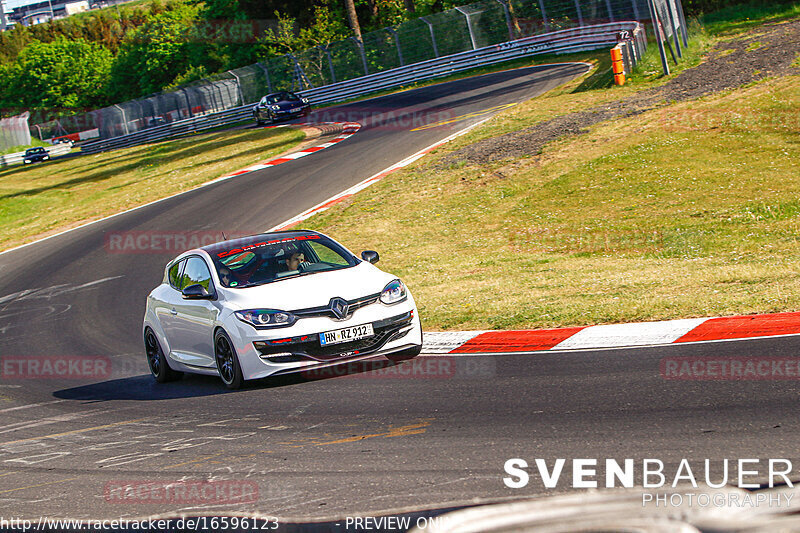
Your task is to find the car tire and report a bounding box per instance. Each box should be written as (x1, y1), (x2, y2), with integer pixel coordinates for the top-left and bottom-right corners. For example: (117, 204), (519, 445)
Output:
(386, 344), (422, 362)
(144, 328), (182, 383)
(214, 329), (244, 389)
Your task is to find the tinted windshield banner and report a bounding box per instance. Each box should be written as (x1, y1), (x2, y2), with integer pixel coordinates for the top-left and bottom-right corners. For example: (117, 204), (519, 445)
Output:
(217, 234), (321, 259)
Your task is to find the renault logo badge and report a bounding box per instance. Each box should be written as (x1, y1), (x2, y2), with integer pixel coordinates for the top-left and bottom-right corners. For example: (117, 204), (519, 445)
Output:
(330, 297), (349, 320)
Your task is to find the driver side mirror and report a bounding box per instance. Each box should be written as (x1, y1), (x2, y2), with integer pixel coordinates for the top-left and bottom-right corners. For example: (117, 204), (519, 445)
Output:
(361, 250), (379, 264)
(182, 283), (213, 300)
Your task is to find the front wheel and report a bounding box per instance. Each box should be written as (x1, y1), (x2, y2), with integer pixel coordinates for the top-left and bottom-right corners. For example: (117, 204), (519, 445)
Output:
(145, 328), (182, 383)
(215, 329), (244, 389)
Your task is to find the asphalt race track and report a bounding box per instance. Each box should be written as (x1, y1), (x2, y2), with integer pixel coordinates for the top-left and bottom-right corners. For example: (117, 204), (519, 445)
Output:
(1, 63), (800, 524)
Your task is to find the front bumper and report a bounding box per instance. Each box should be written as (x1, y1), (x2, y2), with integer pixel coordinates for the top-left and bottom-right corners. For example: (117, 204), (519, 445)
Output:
(229, 299), (422, 380)
(272, 105), (311, 120)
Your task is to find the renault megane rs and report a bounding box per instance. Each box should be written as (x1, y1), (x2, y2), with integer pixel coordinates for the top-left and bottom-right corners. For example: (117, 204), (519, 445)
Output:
(143, 230), (422, 389)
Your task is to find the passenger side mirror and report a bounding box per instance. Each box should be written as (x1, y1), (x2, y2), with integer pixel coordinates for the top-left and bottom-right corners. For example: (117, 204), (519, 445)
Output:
(361, 250), (379, 264)
(182, 283), (213, 300)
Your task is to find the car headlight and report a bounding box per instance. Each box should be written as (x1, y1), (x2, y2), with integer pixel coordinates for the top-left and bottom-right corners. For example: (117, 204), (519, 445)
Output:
(270, 105), (280, 111)
(235, 309), (297, 328)
(380, 279), (407, 305)
(24, 159), (31, 163)
(301, 98), (309, 104)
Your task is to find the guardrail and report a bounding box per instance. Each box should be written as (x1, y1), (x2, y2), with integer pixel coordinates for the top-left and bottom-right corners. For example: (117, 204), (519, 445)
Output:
(0, 143), (73, 168)
(81, 21), (644, 155)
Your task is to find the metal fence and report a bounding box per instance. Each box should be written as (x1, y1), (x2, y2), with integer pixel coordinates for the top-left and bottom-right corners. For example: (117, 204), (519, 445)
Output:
(82, 21), (646, 153)
(41, 0), (685, 144)
(1, 112), (31, 152)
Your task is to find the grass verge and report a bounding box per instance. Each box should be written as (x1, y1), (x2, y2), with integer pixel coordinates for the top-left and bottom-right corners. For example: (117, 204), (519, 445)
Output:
(302, 16), (800, 330)
(0, 139), (50, 156)
(0, 127), (305, 251)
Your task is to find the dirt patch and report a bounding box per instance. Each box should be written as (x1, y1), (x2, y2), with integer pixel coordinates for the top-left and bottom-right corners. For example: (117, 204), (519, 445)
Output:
(442, 20), (800, 167)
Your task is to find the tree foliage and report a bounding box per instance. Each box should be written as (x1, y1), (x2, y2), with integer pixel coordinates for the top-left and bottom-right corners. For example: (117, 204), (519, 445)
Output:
(0, 38), (112, 109)
(259, 3), (349, 56)
(0, 0), (479, 113)
(106, 4), (200, 101)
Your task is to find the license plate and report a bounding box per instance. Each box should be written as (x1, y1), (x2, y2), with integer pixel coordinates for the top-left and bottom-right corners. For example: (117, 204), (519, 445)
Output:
(320, 324), (374, 346)
(290, 107), (301, 113)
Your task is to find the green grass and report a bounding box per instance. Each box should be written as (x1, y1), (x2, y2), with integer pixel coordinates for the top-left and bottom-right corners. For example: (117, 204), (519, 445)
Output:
(700, 0), (800, 34)
(0, 139), (49, 156)
(0, 127), (304, 250)
(305, 74), (800, 330)
(297, 7), (800, 331)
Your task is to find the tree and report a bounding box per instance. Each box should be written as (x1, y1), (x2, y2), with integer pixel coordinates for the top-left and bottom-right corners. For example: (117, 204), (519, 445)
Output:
(258, 4), (348, 87)
(0, 38), (112, 109)
(344, 0), (362, 39)
(106, 5), (200, 100)
(260, 5), (347, 56)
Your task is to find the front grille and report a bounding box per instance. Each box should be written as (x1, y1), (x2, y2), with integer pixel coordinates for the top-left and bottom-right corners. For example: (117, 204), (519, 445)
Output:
(254, 311), (413, 362)
(292, 293), (380, 320)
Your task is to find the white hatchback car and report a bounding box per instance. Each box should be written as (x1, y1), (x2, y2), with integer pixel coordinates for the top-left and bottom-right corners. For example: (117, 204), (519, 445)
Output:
(143, 230), (422, 388)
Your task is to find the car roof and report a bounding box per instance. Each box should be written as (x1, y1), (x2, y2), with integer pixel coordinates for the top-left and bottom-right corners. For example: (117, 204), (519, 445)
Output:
(199, 229), (322, 257)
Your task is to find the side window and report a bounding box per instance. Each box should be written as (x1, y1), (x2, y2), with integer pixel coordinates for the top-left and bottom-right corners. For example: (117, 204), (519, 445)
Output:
(308, 242), (349, 266)
(181, 256), (213, 291)
(168, 260), (185, 290)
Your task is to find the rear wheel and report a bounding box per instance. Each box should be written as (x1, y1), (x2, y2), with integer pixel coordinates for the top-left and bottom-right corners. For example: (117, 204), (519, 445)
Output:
(144, 328), (182, 383)
(215, 329), (244, 389)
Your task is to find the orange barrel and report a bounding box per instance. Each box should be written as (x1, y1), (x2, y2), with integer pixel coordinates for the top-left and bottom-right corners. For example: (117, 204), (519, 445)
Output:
(612, 60), (625, 75)
(610, 46), (623, 62)
(614, 73), (626, 86)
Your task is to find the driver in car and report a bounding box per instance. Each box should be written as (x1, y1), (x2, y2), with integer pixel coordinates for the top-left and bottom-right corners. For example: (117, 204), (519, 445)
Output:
(219, 267), (239, 287)
(285, 251), (306, 271)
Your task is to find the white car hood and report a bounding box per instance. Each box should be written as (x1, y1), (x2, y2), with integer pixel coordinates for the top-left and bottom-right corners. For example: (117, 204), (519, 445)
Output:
(221, 262), (397, 311)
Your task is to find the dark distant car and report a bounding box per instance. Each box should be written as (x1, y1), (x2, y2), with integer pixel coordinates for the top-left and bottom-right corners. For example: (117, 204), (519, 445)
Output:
(23, 147), (50, 164)
(147, 116), (167, 128)
(253, 92), (311, 126)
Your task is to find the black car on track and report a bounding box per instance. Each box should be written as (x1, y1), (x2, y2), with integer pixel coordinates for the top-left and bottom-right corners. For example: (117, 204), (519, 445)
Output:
(253, 91), (311, 126)
(23, 147), (50, 164)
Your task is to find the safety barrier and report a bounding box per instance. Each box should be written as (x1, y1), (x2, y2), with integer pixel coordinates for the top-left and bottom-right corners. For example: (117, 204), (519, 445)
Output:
(0, 143), (72, 168)
(81, 21), (644, 155)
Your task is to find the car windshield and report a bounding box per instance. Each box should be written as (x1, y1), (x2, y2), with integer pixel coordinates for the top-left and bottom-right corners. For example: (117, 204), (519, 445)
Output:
(25, 147), (44, 154)
(265, 92), (298, 104)
(207, 233), (358, 288)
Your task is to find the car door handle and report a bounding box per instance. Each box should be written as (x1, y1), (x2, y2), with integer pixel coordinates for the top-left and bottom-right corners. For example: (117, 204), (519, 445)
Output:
(170, 309), (178, 315)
